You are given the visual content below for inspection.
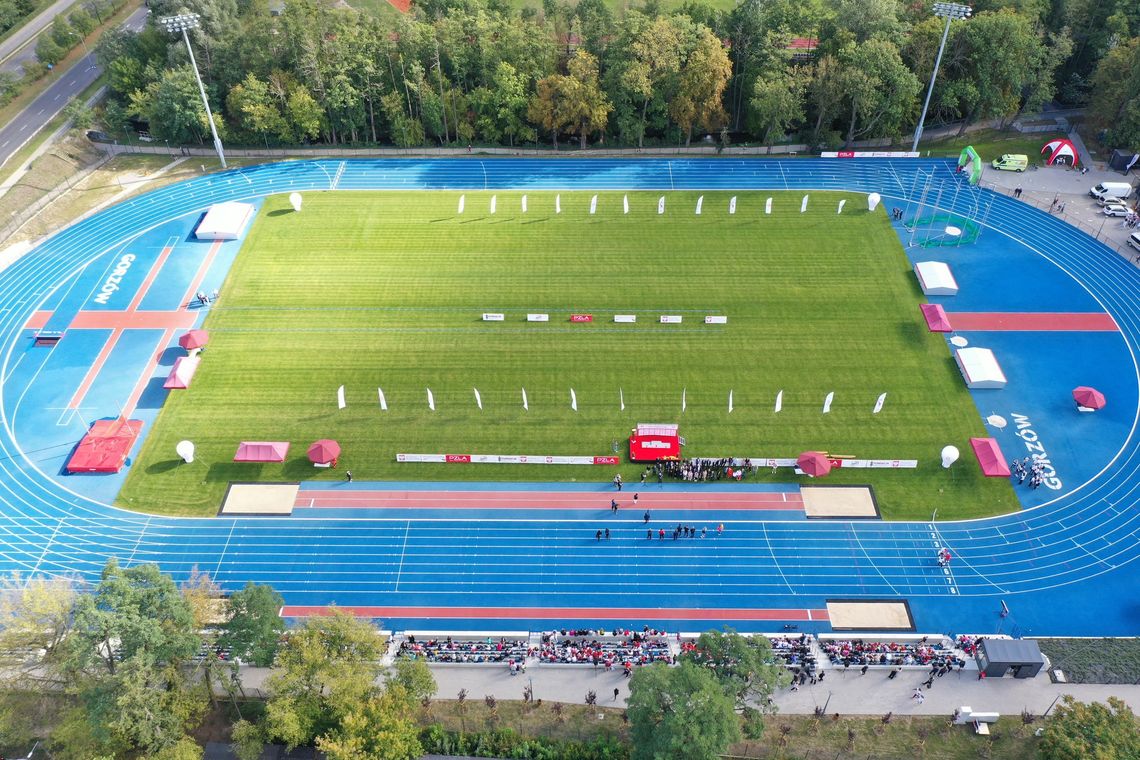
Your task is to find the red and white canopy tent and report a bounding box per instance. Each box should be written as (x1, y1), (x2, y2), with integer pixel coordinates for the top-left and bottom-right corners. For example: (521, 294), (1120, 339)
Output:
(970, 437), (1011, 477)
(234, 441), (290, 463)
(163, 355), (201, 389)
(796, 451), (833, 477)
(307, 439), (341, 465)
(629, 423), (680, 461)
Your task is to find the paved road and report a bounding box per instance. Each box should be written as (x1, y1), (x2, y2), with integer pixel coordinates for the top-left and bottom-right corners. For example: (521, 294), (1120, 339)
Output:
(0, 5), (148, 170)
(0, 0), (79, 72)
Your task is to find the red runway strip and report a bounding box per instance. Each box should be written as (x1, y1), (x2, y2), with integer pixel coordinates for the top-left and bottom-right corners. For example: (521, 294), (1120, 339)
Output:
(68, 328), (121, 409)
(295, 489), (803, 511)
(947, 312), (1118, 332)
(281, 605), (829, 622)
(68, 311), (199, 330)
(25, 311), (51, 330)
(127, 244), (175, 311)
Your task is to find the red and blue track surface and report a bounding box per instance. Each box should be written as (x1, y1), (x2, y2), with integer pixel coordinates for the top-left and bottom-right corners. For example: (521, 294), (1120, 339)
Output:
(1, 158), (1137, 637)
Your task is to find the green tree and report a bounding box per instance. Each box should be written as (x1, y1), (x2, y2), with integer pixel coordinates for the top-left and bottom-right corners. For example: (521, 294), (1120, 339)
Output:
(670, 27), (732, 146)
(627, 661), (740, 760)
(387, 658), (437, 705)
(837, 38), (920, 145)
(228, 72), (287, 146)
(218, 582), (286, 667)
(749, 68), (805, 144)
(1088, 38), (1140, 149)
(260, 610), (388, 750)
(1040, 695), (1140, 760)
(561, 48), (611, 149)
(622, 15), (687, 147)
(680, 629), (791, 710)
(316, 685), (424, 760)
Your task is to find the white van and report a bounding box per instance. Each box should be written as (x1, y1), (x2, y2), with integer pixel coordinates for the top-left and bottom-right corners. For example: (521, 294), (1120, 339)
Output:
(1090, 182), (1133, 202)
(1129, 232), (1140, 253)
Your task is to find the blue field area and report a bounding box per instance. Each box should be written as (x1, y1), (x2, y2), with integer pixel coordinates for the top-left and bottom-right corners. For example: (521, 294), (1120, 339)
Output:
(1, 158), (1140, 636)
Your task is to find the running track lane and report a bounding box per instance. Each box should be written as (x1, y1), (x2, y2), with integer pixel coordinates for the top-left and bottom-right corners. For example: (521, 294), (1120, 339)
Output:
(279, 605), (830, 622)
(293, 489), (804, 511)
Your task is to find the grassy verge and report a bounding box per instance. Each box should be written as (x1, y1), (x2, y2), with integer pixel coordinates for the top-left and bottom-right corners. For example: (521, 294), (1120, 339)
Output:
(415, 700), (1039, 760)
(1037, 638), (1140, 685)
(119, 189), (1016, 519)
(917, 129), (1069, 166)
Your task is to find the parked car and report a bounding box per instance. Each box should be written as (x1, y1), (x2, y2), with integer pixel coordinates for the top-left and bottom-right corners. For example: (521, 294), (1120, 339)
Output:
(1102, 204), (1131, 217)
(1096, 195), (1126, 207)
(1089, 182), (1134, 201)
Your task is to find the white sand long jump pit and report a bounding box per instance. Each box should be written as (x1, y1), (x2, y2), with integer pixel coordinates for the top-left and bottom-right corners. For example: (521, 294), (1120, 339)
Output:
(219, 483), (299, 515)
(827, 601), (915, 631)
(801, 486), (879, 518)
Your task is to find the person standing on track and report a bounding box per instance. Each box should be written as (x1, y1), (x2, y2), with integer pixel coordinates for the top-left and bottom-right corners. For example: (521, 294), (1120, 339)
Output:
(644, 510), (651, 523)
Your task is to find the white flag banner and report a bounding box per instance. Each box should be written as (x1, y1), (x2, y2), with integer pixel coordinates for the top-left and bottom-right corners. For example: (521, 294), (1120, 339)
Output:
(474, 388), (483, 410)
(695, 195), (704, 215)
(658, 196), (665, 214)
(522, 388), (529, 411)
(823, 391), (834, 414)
(623, 195), (629, 214)
(765, 197), (773, 215)
(872, 392), (887, 414)
(620, 388), (625, 411)
(570, 388), (578, 412)
(682, 387), (687, 413)
(729, 196), (737, 214)
(337, 385), (346, 409)
(774, 390), (783, 413)
(590, 195), (598, 214)
(458, 195), (465, 214)
(801, 195), (809, 213)
(427, 388), (436, 411)
(556, 194), (561, 214)
(377, 388), (388, 411)
(490, 195), (497, 214)
(728, 390), (734, 413)
(837, 199), (847, 214)
(521, 195), (527, 213)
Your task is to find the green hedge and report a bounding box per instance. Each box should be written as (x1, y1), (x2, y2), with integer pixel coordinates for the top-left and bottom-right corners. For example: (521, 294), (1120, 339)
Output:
(419, 724), (629, 760)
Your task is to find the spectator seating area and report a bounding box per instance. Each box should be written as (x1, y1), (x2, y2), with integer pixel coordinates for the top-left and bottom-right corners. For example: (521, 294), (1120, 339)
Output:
(385, 628), (983, 673)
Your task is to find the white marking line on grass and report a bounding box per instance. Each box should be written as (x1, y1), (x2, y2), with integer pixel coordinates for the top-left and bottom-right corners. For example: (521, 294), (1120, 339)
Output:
(394, 520), (411, 591)
(762, 523), (794, 594)
(29, 518), (64, 579)
(125, 517), (151, 566)
(214, 521), (236, 579)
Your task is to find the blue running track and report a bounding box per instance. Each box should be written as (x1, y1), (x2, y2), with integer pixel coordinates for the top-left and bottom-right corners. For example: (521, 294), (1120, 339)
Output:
(1, 158), (1137, 636)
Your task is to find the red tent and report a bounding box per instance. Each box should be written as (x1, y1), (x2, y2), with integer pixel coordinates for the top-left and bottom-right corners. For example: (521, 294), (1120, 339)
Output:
(66, 419), (143, 473)
(920, 303), (953, 333)
(969, 437), (1011, 477)
(629, 423), (681, 461)
(1072, 386), (1106, 410)
(178, 329), (209, 351)
(163, 355), (200, 389)
(234, 441), (290, 463)
(307, 439), (341, 464)
(796, 451), (832, 477)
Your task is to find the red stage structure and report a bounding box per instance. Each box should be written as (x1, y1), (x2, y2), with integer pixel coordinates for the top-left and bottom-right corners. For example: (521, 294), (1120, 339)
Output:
(66, 418), (143, 473)
(629, 423), (680, 462)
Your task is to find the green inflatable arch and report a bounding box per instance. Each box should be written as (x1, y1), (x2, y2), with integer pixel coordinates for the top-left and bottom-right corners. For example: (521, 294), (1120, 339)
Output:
(958, 146), (982, 185)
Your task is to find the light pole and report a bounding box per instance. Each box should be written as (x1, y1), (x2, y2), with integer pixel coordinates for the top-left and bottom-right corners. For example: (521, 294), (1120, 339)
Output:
(911, 2), (971, 153)
(160, 13), (226, 169)
(67, 31), (95, 70)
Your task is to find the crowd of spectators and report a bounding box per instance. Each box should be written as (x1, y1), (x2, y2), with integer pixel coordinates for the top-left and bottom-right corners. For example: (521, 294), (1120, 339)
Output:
(768, 634), (817, 669)
(659, 458), (755, 482)
(396, 636), (529, 663)
(822, 637), (965, 669)
(537, 630), (672, 671)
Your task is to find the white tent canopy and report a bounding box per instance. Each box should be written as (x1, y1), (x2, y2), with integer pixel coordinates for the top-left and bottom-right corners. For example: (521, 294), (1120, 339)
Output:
(914, 261), (959, 296)
(195, 202), (256, 240)
(955, 347), (1007, 389)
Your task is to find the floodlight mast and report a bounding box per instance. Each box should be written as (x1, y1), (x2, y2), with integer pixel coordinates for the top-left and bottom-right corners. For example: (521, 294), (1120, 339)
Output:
(911, 2), (972, 154)
(160, 13), (227, 169)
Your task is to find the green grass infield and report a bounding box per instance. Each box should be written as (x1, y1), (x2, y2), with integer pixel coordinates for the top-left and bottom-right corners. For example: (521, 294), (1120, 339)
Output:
(118, 190), (1016, 519)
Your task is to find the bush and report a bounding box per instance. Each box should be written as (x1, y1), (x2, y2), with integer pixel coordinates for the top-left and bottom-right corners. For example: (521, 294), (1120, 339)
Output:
(418, 724), (628, 760)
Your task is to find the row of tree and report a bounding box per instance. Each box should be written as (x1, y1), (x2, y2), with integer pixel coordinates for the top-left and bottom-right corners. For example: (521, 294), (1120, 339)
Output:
(87, 0), (1140, 152)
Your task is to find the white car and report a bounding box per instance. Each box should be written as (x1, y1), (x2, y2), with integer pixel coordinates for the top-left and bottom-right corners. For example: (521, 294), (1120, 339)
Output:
(1097, 195), (1126, 207)
(1102, 204), (1131, 217)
